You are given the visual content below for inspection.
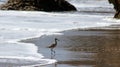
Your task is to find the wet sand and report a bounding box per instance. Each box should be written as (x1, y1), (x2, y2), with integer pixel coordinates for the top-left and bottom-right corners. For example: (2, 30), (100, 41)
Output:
(22, 26), (120, 67)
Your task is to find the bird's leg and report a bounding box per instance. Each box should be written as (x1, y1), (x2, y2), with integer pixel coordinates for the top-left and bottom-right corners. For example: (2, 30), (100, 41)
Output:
(53, 50), (56, 56)
(51, 48), (56, 56)
(51, 48), (52, 55)
(51, 48), (54, 55)
(53, 49), (55, 54)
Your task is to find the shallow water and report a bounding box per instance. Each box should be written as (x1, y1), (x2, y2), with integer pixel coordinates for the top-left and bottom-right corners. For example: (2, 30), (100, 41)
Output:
(0, 0), (120, 66)
(22, 30), (120, 67)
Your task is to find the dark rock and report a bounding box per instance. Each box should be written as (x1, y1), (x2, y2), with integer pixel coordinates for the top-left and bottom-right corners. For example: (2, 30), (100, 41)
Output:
(0, 0), (77, 11)
(108, 0), (120, 19)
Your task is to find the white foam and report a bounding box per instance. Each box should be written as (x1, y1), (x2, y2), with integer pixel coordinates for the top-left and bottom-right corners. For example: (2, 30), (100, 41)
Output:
(0, 41), (56, 66)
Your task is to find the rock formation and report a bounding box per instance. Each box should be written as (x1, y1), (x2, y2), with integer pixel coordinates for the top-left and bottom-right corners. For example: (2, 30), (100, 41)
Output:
(0, 0), (77, 11)
(108, 0), (120, 19)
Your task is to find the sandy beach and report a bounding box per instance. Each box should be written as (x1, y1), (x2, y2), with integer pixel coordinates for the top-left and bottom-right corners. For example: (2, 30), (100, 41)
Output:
(21, 25), (120, 67)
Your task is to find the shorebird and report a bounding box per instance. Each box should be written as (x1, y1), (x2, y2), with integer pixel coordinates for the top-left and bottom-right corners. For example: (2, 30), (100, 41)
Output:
(47, 38), (59, 54)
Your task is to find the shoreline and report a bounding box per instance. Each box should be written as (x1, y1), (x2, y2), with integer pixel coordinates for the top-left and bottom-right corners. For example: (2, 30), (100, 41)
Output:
(21, 28), (120, 67)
